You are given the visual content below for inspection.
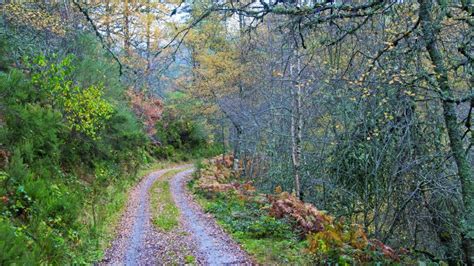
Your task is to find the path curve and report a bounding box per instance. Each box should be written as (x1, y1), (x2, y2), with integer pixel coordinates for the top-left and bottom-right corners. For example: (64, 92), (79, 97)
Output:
(100, 165), (252, 265)
(171, 169), (252, 265)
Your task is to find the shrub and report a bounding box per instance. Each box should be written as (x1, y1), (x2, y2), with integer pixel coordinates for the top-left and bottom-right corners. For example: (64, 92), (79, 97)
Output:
(192, 156), (407, 264)
(0, 218), (39, 265)
(152, 91), (221, 161)
(0, 33), (148, 264)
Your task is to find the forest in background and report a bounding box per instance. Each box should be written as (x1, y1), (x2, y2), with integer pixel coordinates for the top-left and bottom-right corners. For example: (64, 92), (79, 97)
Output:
(0, 0), (472, 265)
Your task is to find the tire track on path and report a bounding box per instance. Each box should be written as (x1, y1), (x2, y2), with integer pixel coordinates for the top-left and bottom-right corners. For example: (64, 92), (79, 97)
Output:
(101, 165), (251, 265)
(101, 165), (194, 265)
(170, 170), (252, 265)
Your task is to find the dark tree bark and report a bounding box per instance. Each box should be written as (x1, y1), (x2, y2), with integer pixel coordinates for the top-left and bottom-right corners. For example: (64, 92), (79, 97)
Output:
(418, 0), (473, 264)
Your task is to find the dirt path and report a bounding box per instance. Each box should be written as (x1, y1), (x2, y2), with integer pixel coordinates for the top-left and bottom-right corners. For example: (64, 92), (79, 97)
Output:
(170, 169), (252, 265)
(100, 165), (197, 265)
(100, 166), (251, 265)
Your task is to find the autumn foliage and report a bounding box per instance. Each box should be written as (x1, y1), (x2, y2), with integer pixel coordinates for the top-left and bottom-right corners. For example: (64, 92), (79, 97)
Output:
(195, 155), (403, 263)
(126, 89), (163, 138)
(196, 155), (254, 194)
(3, 4), (66, 36)
(268, 191), (333, 235)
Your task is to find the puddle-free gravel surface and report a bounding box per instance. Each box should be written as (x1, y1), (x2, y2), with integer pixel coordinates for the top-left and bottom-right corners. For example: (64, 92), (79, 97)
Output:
(100, 165), (251, 265)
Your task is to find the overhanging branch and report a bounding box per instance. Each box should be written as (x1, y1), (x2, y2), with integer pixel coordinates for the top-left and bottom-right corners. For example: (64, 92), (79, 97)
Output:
(72, 0), (124, 76)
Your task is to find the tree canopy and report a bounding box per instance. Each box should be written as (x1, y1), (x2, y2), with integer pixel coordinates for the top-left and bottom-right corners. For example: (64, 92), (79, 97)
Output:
(0, 0), (472, 264)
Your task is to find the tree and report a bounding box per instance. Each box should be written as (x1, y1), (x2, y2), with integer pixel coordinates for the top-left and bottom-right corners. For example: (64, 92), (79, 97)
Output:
(417, 1), (473, 263)
(184, 14), (247, 172)
(189, 0), (473, 262)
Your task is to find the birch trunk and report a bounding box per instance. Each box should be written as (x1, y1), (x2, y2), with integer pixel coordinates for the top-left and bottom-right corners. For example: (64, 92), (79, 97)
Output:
(290, 51), (303, 199)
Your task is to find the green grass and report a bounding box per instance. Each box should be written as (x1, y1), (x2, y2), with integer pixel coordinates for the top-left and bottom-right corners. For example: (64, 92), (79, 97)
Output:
(149, 169), (187, 231)
(95, 178), (135, 255)
(190, 186), (311, 265)
(232, 236), (309, 264)
(185, 255), (196, 264)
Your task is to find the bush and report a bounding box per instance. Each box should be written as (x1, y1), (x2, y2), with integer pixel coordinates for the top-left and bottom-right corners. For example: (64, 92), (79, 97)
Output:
(155, 117), (206, 150)
(0, 218), (39, 265)
(191, 156), (410, 265)
(0, 33), (148, 264)
(152, 91), (221, 161)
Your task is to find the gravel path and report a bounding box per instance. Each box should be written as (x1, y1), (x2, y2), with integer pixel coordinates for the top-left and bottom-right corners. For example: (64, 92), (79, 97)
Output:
(171, 169), (252, 265)
(100, 165), (252, 265)
(100, 165), (198, 265)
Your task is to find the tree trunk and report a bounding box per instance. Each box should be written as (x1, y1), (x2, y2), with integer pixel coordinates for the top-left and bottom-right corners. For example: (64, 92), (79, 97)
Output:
(418, 0), (473, 264)
(233, 10), (245, 176)
(145, 0), (152, 91)
(290, 51), (302, 199)
(123, 0), (131, 56)
(232, 125), (242, 173)
(221, 115), (226, 162)
(105, 0), (111, 40)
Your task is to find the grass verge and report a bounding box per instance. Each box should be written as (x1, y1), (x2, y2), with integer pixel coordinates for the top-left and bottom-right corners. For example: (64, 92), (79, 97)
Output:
(188, 178), (311, 264)
(149, 168), (189, 231)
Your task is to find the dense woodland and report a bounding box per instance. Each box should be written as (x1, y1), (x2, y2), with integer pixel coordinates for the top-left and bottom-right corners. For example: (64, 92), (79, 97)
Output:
(0, 0), (472, 265)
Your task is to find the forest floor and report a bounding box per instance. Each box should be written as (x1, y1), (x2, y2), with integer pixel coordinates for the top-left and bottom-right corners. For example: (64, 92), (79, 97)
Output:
(100, 165), (252, 265)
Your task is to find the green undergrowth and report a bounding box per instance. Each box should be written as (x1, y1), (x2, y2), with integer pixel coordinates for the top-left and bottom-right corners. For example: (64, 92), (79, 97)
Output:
(87, 173), (141, 261)
(184, 254), (196, 264)
(152, 91), (223, 162)
(0, 44), (147, 264)
(0, 32), (177, 264)
(189, 178), (311, 264)
(149, 168), (187, 231)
